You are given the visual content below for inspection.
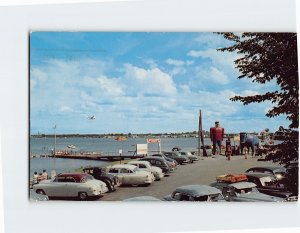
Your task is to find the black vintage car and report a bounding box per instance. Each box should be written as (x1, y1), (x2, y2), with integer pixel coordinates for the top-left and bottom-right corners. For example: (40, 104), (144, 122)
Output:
(245, 172), (296, 200)
(83, 166), (120, 192)
(245, 166), (286, 181)
(163, 152), (190, 164)
(140, 157), (171, 173)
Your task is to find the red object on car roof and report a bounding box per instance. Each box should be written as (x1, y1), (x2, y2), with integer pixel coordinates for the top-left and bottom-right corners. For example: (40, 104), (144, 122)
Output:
(216, 174), (248, 183)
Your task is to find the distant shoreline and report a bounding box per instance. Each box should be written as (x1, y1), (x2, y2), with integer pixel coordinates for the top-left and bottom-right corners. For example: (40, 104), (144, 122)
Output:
(30, 132), (259, 139)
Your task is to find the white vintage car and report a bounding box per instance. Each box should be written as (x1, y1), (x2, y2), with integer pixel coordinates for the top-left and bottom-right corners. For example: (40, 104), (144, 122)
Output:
(33, 173), (108, 200)
(107, 164), (155, 186)
(127, 160), (164, 181)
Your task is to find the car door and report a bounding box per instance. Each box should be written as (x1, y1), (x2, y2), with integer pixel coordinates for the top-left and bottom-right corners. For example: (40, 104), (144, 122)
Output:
(50, 176), (68, 197)
(65, 176), (78, 197)
(108, 168), (123, 183)
(120, 168), (135, 185)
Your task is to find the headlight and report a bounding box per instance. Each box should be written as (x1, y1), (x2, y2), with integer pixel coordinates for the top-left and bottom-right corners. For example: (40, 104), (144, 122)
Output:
(276, 174), (283, 180)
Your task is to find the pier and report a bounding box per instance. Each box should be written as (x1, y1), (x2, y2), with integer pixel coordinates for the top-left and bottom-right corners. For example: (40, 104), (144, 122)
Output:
(30, 151), (146, 161)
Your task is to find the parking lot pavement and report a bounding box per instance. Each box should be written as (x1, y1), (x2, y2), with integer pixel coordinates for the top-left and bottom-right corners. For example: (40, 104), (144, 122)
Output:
(99, 155), (276, 201)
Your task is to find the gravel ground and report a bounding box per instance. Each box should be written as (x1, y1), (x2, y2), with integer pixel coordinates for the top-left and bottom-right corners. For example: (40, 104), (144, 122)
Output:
(99, 155), (276, 201)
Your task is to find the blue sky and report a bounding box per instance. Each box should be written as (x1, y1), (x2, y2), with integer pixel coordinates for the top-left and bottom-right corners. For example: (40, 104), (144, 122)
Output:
(30, 32), (288, 134)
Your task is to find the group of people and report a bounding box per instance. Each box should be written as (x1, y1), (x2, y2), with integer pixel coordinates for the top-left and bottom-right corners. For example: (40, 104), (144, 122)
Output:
(32, 170), (48, 184)
(209, 120), (272, 159)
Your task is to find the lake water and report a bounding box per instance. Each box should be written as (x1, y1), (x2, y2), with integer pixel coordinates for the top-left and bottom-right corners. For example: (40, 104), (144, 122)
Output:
(29, 137), (230, 177)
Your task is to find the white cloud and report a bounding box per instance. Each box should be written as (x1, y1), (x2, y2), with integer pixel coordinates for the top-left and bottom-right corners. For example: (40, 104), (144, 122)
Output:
(30, 68), (48, 90)
(165, 58), (185, 66)
(241, 90), (260, 96)
(97, 76), (123, 97)
(165, 58), (194, 76)
(59, 106), (73, 112)
(194, 33), (232, 48)
(196, 66), (229, 85)
(188, 49), (239, 70)
(123, 64), (177, 97)
(144, 59), (158, 69)
(170, 66), (186, 76)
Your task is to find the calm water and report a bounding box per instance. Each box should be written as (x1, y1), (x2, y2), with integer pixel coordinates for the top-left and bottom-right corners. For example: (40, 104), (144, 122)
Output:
(29, 137), (229, 177)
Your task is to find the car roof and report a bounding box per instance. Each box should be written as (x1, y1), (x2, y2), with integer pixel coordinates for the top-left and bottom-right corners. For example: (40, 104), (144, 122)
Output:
(123, 196), (161, 201)
(228, 182), (256, 189)
(57, 173), (89, 181)
(245, 172), (275, 178)
(246, 166), (286, 172)
(128, 160), (150, 165)
(175, 185), (221, 196)
(141, 156), (164, 161)
(111, 164), (137, 170)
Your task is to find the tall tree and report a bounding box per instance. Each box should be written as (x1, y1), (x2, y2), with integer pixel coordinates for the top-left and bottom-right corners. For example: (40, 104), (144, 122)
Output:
(218, 33), (298, 194)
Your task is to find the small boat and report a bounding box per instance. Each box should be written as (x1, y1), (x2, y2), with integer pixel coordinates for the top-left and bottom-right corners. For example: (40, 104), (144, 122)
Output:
(67, 144), (76, 149)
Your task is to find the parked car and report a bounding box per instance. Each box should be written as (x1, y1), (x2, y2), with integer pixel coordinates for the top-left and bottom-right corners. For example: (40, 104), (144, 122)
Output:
(140, 156), (171, 173)
(210, 178), (284, 202)
(245, 166), (286, 181)
(29, 189), (49, 201)
(151, 153), (178, 169)
(123, 196), (161, 201)
(107, 164), (155, 186)
(163, 185), (223, 202)
(127, 160), (164, 181)
(83, 166), (120, 192)
(177, 151), (199, 163)
(245, 172), (296, 200)
(163, 152), (190, 164)
(33, 173), (108, 200)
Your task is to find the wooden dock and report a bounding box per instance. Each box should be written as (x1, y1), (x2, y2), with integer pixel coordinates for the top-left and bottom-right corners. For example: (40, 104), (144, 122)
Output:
(54, 153), (145, 161)
(31, 152), (146, 161)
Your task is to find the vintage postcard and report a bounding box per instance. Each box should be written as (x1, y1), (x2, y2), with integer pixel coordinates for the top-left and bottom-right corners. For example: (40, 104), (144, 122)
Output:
(29, 32), (298, 202)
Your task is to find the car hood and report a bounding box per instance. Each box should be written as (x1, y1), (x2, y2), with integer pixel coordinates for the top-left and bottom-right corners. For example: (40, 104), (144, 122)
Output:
(234, 192), (284, 202)
(86, 179), (107, 188)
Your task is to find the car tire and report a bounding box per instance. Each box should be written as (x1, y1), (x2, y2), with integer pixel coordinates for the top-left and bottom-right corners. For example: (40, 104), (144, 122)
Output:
(104, 180), (114, 192)
(36, 189), (46, 195)
(78, 192), (88, 201)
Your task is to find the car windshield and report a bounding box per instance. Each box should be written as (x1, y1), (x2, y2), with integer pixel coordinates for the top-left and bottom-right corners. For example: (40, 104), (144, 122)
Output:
(80, 174), (94, 183)
(235, 187), (253, 195)
(193, 194), (222, 202)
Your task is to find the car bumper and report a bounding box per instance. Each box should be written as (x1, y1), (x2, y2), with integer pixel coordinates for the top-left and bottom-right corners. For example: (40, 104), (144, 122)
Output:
(181, 160), (190, 164)
(90, 190), (102, 196)
(155, 173), (164, 180)
(144, 179), (154, 184)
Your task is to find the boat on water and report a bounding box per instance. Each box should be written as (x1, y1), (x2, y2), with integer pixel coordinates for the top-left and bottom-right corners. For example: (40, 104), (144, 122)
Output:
(67, 144), (76, 149)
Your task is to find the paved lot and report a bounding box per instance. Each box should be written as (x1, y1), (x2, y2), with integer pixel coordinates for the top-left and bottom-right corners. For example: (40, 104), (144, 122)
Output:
(99, 155), (276, 201)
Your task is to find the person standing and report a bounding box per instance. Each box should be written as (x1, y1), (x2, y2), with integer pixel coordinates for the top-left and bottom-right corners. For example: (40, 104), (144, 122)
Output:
(42, 169), (48, 180)
(33, 172), (38, 184)
(210, 121), (224, 155)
